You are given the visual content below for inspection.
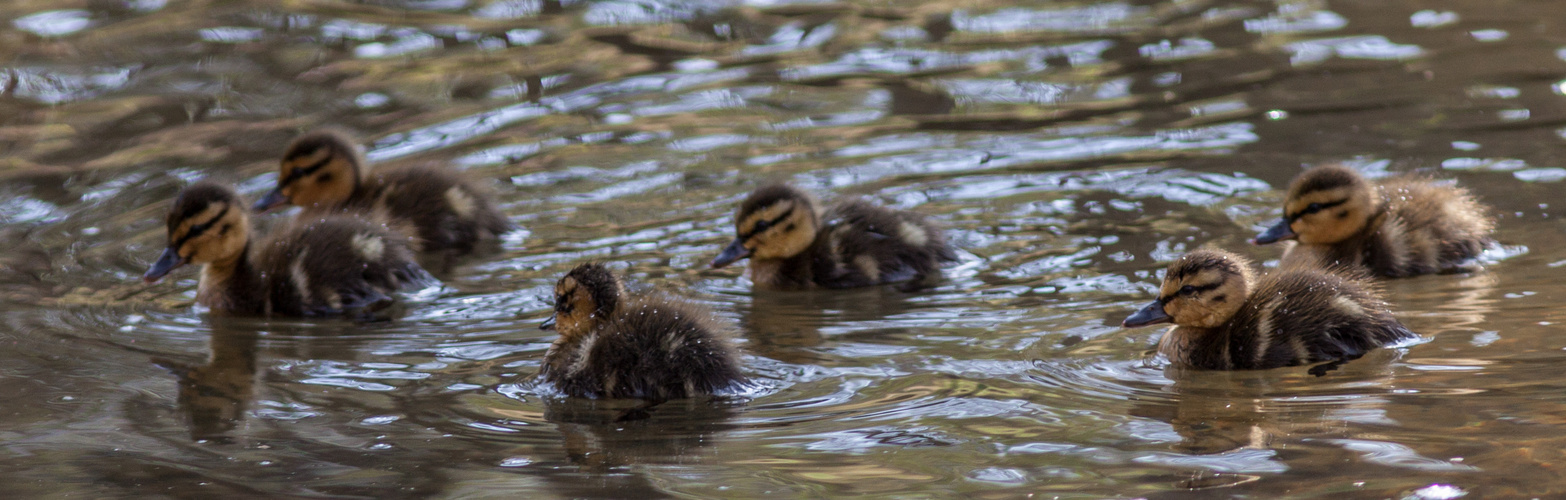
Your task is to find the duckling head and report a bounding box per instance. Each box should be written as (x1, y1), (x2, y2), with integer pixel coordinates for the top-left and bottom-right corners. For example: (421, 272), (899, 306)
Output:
(711, 184), (820, 268)
(1123, 249), (1255, 329)
(253, 129), (367, 213)
(541, 263), (625, 338)
(144, 182), (251, 282)
(1255, 164), (1377, 245)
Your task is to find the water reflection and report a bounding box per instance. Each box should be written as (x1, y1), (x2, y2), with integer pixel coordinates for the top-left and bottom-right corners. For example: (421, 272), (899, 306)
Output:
(154, 323), (258, 442)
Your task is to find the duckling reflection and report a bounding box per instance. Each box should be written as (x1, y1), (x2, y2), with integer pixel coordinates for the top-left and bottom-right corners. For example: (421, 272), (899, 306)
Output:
(1127, 358), (1402, 455)
(1254, 164), (1494, 277)
(143, 181), (433, 317)
(739, 286), (918, 364)
(1122, 249), (1415, 375)
(253, 129), (514, 256)
(545, 398), (741, 471)
(539, 263), (746, 400)
(711, 183), (957, 290)
(152, 323), (258, 442)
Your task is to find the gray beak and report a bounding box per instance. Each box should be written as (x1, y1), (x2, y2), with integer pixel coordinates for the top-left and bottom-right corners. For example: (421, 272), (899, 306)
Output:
(710, 238), (750, 269)
(143, 247), (186, 283)
(1253, 218), (1297, 245)
(1122, 300), (1172, 328)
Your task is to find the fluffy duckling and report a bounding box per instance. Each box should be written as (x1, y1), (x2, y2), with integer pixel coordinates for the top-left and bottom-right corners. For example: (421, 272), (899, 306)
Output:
(1254, 164), (1494, 277)
(144, 181), (431, 316)
(710, 183), (956, 290)
(253, 129), (513, 254)
(539, 263), (746, 400)
(1122, 249), (1414, 374)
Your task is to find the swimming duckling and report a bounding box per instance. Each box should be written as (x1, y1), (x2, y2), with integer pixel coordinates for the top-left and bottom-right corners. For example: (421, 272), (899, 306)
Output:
(1254, 164), (1494, 277)
(143, 181), (431, 316)
(1122, 249), (1414, 374)
(252, 129), (513, 254)
(539, 263), (746, 400)
(710, 183), (957, 290)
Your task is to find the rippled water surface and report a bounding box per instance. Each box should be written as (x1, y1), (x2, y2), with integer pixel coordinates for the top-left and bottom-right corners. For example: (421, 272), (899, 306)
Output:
(4, 0), (1566, 497)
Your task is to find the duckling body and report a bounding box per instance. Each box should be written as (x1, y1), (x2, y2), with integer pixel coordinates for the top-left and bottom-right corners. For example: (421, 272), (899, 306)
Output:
(540, 263), (746, 400)
(1122, 249), (1414, 373)
(253, 129), (513, 254)
(145, 182), (431, 316)
(710, 184), (956, 290)
(1254, 164), (1493, 277)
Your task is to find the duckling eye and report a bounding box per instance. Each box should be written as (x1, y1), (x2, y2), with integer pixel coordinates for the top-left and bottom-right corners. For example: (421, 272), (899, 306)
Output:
(1303, 202), (1324, 215)
(1179, 285), (1196, 295)
(753, 219), (771, 231)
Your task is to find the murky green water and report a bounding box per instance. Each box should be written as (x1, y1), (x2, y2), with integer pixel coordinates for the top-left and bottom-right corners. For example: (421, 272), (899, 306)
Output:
(3, 0), (1566, 497)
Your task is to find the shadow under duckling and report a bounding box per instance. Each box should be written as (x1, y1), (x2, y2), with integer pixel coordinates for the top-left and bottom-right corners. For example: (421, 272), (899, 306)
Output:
(252, 129), (513, 256)
(538, 263), (746, 400)
(144, 181), (432, 316)
(1122, 248), (1415, 375)
(1254, 164), (1494, 277)
(710, 183), (957, 290)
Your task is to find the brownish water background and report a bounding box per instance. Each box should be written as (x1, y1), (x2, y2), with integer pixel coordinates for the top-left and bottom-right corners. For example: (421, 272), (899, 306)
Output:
(3, 0), (1566, 497)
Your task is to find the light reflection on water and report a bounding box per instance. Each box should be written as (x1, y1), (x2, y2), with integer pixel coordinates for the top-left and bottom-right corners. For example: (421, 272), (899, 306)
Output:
(3, 0), (1566, 497)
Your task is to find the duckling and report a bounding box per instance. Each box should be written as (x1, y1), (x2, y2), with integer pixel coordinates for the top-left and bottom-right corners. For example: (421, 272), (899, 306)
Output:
(539, 263), (746, 400)
(143, 181), (432, 316)
(1121, 249), (1415, 374)
(252, 129), (513, 255)
(1254, 164), (1494, 277)
(709, 183), (957, 290)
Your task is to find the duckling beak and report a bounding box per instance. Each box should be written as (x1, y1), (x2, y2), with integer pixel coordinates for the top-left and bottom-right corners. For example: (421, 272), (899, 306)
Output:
(252, 188), (289, 213)
(1253, 219), (1296, 245)
(710, 238), (751, 269)
(143, 247), (186, 283)
(539, 313), (556, 331)
(1122, 300), (1172, 328)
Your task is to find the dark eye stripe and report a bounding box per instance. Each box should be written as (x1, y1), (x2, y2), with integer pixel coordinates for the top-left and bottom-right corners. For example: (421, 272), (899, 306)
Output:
(173, 205), (230, 250)
(1287, 198), (1347, 222)
(1159, 281), (1222, 301)
(740, 207), (794, 241)
(280, 155), (333, 187)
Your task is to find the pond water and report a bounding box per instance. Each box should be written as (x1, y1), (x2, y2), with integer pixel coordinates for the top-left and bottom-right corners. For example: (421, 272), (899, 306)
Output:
(3, 0), (1566, 497)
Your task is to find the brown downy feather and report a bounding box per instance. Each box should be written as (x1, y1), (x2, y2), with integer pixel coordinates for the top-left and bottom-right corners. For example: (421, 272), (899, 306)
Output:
(256, 215), (432, 316)
(1125, 249), (1415, 373)
(540, 263), (746, 400)
(258, 129), (513, 254)
(713, 183), (957, 290)
(146, 181), (432, 317)
(1262, 164), (1494, 277)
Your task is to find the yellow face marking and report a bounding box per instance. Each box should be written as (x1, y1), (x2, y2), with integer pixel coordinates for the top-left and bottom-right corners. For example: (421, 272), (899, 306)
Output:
(552, 276), (598, 339)
(736, 200), (816, 260)
(1285, 185), (1373, 245)
(738, 200), (795, 235)
(1159, 266), (1247, 329)
(171, 203), (247, 265)
(278, 146), (357, 209)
